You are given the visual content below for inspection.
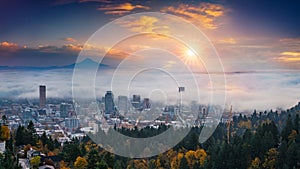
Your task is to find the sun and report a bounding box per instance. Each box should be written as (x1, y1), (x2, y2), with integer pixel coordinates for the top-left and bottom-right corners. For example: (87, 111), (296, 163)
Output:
(180, 48), (200, 67)
(186, 49), (196, 58)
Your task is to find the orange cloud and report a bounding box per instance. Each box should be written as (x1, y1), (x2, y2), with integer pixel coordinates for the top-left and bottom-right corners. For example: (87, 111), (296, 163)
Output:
(98, 2), (150, 15)
(116, 15), (170, 35)
(275, 51), (300, 62)
(280, 51), (300, 57)
(0, 41), (18, 48)
(63, 37), (77, 43)
(161, 3), (226, 30)
(218, 38), (237, 44)
(62, 44), (83, 52)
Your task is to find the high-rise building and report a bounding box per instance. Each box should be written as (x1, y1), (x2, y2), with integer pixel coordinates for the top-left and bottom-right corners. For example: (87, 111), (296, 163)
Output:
(105, 91), (115, 114)
(39, 85), (46, 108)
(143, 98), (151, 109)
(60, 103), (71, 118)
(132, 94), (141, 109)
(118, 95), (128, 114)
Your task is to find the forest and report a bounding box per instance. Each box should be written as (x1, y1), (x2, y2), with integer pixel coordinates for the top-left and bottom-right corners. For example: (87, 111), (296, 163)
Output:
(0, 102), (300, 169)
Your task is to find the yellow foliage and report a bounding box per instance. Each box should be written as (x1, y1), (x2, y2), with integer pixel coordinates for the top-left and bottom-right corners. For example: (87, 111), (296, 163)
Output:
(248, 157), (261, 169)
(185, 150), (196, 168)
(1, 125), (10, 140)
(74, 156), (88, 169)
(171, 153), (184, 169)
(60, 161), (71, 169)
(195, 149), (207, 166)
(238, 120), (252, 129)
(30, 156), (41, 168)
(263, 148), (278, 169)
(133, 159), (147, 169)
(288, 130), (297, 142)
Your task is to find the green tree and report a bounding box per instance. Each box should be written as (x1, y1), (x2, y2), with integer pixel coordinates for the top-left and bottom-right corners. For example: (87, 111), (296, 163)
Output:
(96, 159), (108, 169)
(87, 149), (100, 169)
(179, 156), (189, 169)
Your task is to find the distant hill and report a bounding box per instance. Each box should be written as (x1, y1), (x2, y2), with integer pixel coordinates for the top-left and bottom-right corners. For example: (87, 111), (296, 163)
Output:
(0, 58), (109, 70)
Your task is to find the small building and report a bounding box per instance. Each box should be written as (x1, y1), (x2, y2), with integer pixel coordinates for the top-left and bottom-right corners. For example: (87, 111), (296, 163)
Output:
(0, 141), (5, 154)
(27, 149), (40, 160)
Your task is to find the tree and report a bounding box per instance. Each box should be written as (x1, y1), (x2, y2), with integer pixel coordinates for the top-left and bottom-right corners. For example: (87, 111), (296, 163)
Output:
(262, 148), (278, 169)
(0, 125), (10, 141)
(30, 156), (41, 169)
(87, 149), (100, 169)
(60, 161), (71, 169)
(248, 157), (261, 169)
(97, 160), (108, 169)
(195, 149), (207, 166)
(185, 150), (196, 168)
(282, 114), (293, 142)
(74, 156), (88, 169)
(171, 153), (184, 169)
(179, 156), (189, 169)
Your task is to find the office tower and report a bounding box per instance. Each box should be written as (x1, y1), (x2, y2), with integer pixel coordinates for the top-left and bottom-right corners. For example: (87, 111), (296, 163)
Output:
(60, 103), (71, 118)
(118, 95), (128, 114)
(105, 91), (115, 114)
(143, 98), (151, 109)
(132, 94), (141, 109)
(39, 85), (46, 108)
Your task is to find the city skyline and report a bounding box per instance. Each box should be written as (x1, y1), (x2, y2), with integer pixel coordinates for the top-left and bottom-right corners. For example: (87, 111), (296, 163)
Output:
(1, 0), (300, 112)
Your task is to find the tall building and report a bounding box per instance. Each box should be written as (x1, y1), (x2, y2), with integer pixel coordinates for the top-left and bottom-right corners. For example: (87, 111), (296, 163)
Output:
(39, 85), (46, 108)
(143, 98), (151, 109)
(60, 103), (71, 118)
(118, 95), (128, 114)
(132, 94), (141, 109)
(105, 91), (115, 114)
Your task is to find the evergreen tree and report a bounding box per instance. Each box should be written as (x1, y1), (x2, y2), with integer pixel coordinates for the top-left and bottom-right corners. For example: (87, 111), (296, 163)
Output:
(179, 156), (189, 169)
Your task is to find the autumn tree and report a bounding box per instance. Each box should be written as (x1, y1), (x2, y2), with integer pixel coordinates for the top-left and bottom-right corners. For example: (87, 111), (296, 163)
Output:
(248, 157), (261, 169)
(30, 156), (41, 169)
(0, 125), (10, 140)
(74, 156), (88, 169)
(262, 148), (278, 169)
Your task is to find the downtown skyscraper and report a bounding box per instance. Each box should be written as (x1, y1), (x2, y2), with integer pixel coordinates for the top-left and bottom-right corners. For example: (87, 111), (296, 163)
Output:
(39, 85), (46, 108)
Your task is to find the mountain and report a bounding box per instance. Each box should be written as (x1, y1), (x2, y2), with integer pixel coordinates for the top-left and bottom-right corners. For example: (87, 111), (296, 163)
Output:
(0, 58), (109, 70)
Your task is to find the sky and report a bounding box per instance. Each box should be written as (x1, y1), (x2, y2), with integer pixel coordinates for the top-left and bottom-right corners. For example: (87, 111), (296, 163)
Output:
(1, 0), (300, 112)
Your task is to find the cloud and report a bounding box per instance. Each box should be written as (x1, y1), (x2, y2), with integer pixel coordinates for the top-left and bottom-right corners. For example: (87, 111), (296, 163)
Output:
(279, 38), (300, 44)
(53, 0), (110, 5)
(63, 37), (77, 43)
(0, 41), (18, 50)
(116, 15), (169, 34)
(217, 38), (237, 44)
(1, 69), (300, 112)
(0, 43), (83, 66)
(97, 2), (150, 15)
(276, 52), (300, 62)
(280, 51), (300, 57)
(161, 2), (226, 30)
(62, 44), (83, 52)
(79, 0), (111, 3)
